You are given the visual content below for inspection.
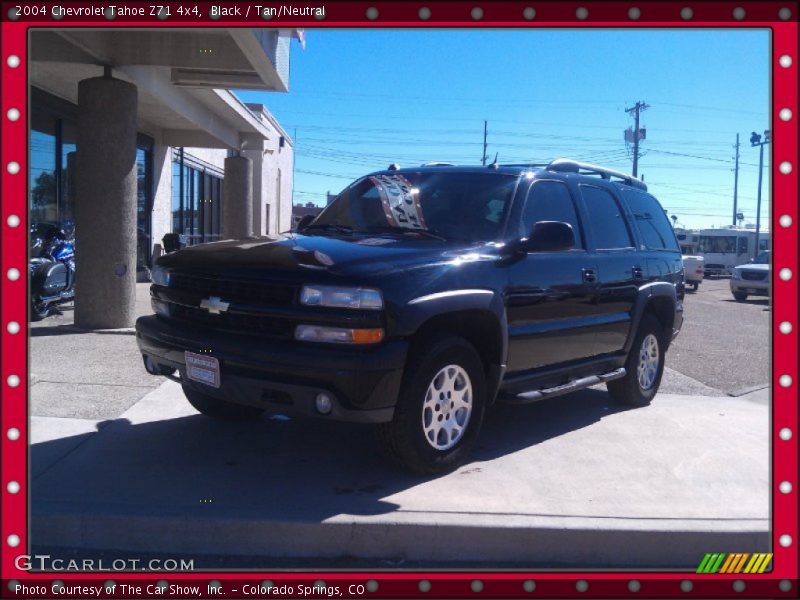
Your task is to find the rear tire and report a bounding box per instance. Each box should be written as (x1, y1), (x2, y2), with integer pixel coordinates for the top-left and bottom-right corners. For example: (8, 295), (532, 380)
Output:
(377, 335), (486, 475)
(690, 281), (699, 291)
(733, 292), (748, 302)
(182, 384), (264, 421)
(607, 314), (667, 407)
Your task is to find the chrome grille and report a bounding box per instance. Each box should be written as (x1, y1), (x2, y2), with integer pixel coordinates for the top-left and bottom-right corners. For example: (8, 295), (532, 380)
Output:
(169, 273), (296, 306)
(741, 270), (767, 281)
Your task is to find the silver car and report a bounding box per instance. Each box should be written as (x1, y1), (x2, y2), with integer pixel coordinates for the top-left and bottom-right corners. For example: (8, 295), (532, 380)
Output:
(730, 250), (770, 301)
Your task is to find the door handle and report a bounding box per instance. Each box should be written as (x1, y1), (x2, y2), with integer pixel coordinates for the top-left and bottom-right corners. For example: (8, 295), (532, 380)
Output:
(582, 268), (597, 283)
(632, 265), (644, 280)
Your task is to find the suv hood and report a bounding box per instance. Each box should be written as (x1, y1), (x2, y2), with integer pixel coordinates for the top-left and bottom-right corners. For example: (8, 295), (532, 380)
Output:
(156, 234), (496, 280)
(734, 263), (769, 272)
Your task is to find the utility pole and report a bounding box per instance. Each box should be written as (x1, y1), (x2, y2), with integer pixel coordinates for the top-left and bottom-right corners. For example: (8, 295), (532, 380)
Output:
(750, 130), (770, 259)
(625, 101), (649, 177)
(732, 134), (740, 227)
(481, 120), (488, 166)
(292, 127), (297, 207)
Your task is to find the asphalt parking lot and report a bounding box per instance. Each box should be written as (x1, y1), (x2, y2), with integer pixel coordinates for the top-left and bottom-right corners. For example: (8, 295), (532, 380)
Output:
(669, 277), (770, 395)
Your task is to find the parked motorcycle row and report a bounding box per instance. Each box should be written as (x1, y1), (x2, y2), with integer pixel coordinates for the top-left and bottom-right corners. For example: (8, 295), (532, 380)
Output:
(29, 221), (76, 321)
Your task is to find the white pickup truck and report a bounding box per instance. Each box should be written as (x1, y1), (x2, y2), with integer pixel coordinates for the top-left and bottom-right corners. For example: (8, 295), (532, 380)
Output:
(682, 255), (705, 291)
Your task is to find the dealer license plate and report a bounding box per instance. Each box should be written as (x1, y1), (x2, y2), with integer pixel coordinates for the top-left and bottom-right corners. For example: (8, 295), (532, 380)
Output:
(185, 351), (221, 388)
(746, 288), (760, 294)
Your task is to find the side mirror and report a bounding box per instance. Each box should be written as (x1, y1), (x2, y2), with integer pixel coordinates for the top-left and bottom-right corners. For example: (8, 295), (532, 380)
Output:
(297, 214), (315, 232)
(525, 221), (575, 252)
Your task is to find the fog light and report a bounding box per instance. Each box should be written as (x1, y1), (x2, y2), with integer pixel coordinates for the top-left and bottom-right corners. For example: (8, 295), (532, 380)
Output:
(151, 297), (170, 318)
(144, 356), (160, 375)
(315, 393), (333, 415)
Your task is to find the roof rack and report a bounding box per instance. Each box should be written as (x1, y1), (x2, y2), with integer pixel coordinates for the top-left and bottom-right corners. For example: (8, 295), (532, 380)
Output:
(421, 162), (456, 167)
(546, 159), (647, 190)
(498, 163), (550, 168)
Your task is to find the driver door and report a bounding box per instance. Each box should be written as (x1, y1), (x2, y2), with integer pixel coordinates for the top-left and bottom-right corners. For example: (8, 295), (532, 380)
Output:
(505, 180), (599, 373)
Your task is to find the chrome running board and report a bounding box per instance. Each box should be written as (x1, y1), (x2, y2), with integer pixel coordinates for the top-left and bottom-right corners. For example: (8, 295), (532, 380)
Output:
(506, 368), (626, 404)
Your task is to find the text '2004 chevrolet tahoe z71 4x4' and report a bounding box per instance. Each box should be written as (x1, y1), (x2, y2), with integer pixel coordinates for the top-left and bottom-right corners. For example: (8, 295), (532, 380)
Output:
(136, 159), (684, 474)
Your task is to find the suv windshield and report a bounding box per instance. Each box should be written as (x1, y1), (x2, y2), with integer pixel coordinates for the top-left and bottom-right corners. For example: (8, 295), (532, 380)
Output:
(309, 172), (518, 242)
(753, 250), (770, 264)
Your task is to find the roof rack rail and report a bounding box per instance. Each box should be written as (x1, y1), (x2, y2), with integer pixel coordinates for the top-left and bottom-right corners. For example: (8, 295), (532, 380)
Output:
(498, 163), (550, 168)
(546, 158), (647, 190)
(421, 162), (456, 167)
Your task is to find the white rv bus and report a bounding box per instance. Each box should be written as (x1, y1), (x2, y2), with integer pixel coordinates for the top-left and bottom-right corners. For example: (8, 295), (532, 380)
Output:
(698, 227), (771, 277)
(674, 228), (700, 255)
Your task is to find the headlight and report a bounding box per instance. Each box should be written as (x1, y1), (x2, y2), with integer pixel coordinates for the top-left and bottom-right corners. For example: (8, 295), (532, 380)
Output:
(300, 285), (383, 310)
(151, 265), (171, 287)
(732, 270), (741, 280)
(295, 325), (384, 345)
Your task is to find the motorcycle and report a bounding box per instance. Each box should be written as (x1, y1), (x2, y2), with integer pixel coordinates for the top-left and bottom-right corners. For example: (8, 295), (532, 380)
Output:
(29, 221), (76, 320)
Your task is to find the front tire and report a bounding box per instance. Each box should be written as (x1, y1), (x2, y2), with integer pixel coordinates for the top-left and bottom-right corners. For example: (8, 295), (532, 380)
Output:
(733, 292), (748, 302)
(182, 384), (264, 421)
(607, 314), (667, 407)
(377, 335), (486, 475)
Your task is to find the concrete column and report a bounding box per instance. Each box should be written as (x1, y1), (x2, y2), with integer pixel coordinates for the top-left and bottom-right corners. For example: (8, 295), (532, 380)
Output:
(74, 76), (138, 329)
(222, 155), (253, 239)
(242, 148), (264, 236)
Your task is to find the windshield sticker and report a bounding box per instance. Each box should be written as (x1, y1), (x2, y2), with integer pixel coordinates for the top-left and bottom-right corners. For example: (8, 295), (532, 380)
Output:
(369, 175), (427, 230)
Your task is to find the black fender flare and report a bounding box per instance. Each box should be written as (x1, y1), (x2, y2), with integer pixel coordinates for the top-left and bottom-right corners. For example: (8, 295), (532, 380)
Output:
(395, 288), (508, 400)
(625, 282), (678, 353)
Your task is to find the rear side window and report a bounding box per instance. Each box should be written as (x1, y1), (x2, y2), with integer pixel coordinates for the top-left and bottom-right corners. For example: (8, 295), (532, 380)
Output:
(520, 180), (583, 249)
(621, 190), (680, 251)
(579, 185), (633, 250)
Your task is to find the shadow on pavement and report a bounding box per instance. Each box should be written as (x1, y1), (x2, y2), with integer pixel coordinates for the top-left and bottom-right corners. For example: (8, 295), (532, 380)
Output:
(32, 388), (631, 521)
(30, 325), (136, 337)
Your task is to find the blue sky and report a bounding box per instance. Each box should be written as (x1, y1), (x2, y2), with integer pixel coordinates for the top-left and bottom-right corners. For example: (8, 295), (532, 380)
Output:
(238, 28), (771, 230)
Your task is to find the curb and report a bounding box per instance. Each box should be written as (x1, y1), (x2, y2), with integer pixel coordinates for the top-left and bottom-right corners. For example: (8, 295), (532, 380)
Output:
(33, 505), (769, 568)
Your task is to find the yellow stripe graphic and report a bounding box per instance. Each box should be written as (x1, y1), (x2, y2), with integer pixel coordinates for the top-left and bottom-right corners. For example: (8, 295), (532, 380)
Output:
(743, 554), (760, 573)
(750, 553), (767, 573)
(757, 553), (773, 573)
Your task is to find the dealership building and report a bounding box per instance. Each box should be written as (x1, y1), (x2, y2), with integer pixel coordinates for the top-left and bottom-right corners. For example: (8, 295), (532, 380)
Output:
(29, 28), (297, 328)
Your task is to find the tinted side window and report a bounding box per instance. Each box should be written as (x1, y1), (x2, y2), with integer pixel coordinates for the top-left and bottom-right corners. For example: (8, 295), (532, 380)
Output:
(622, 190), (680, 251)
(521, 180), (583, 249)
(579, 185), (633, 250)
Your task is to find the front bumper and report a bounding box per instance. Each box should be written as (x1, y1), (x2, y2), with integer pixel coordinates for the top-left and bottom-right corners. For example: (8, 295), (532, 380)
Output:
(135, 315), (408, 423)
(730, 279), (769, 296)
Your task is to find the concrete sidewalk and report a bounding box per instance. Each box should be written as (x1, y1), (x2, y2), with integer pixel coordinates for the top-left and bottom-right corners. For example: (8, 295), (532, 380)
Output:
(31, 382), (769, 568)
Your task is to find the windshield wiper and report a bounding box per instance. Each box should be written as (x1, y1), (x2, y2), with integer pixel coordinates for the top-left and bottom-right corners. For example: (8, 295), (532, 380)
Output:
(303, 223), (354, 235)
(364, 226), (447, 241)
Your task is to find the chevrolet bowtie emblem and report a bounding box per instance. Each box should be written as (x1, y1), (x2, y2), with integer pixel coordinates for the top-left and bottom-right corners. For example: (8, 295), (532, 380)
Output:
(199, 296), (230, 314)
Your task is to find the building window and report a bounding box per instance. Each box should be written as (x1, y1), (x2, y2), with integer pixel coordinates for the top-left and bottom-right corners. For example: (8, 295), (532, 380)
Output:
(172, 160), (182, 234)
(136, 142), (154, 270)
(171, 150), (224, 244)
(30, 89), (155, 268)
(30, 110), (58, 224)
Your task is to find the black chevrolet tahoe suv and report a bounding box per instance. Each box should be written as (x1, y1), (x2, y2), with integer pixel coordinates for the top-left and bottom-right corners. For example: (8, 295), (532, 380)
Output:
(136, 159), (684, 474)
